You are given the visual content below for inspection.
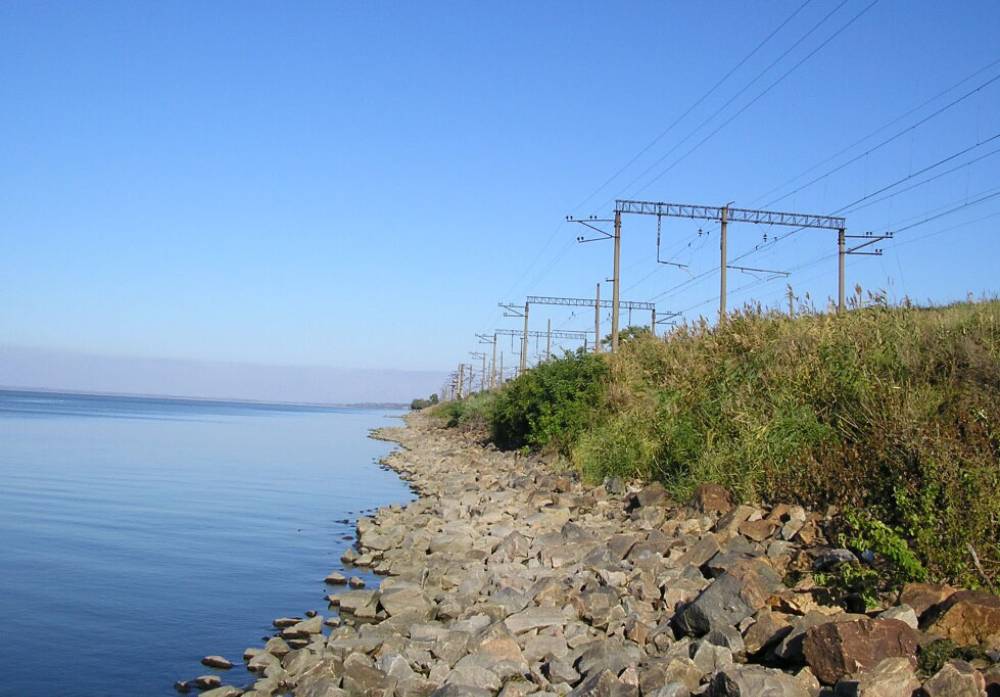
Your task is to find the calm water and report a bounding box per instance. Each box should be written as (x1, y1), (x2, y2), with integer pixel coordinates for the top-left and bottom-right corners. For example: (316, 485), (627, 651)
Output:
(0, 389), (412, 697)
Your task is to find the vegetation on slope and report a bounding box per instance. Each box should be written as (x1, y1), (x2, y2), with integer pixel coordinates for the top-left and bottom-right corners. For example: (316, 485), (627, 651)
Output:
(433, 299), (1000, 586)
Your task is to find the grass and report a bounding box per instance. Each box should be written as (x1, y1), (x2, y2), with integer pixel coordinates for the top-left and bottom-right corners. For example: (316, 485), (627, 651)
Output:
(450, 298), (1000, 587)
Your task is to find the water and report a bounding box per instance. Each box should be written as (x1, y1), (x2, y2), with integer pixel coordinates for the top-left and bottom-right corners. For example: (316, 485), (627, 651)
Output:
(0, 389), (413, 696)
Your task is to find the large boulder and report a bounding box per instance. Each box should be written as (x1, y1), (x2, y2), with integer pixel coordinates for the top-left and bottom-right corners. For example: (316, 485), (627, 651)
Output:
(922, 590), (1000, 649)
(802, 617), (921, 685)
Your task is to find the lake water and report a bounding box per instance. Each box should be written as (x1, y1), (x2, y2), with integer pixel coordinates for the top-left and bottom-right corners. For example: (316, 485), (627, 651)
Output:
(0, 389), (412, 696)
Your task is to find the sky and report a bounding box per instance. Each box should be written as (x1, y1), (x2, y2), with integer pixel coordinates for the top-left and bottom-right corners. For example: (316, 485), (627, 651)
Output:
(2, 1), (999, 399)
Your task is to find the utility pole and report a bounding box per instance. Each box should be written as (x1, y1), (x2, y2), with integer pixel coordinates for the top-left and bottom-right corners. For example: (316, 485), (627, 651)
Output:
(839, 230), (892, 313)
(594, 283), (601, 353)
(457, 363), (465, 399)
(719, 205), (729, 322)
(470, 352), (486, 392)
(651, 308), (656, 337)
(476, 333), (498, 388)
(546, 319), (552, 361)
(838, 228), (846, 313)
(521, 302), (529, 372)
(787, 284), (795, 317)
(611, 210), (621, 351)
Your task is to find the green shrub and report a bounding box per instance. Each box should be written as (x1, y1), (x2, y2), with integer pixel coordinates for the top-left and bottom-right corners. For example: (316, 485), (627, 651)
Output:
(490, 349), (608, 451)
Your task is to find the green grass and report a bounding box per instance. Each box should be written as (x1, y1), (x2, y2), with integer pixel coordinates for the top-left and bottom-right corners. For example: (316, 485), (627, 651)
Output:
(466, 299), (1000, 586)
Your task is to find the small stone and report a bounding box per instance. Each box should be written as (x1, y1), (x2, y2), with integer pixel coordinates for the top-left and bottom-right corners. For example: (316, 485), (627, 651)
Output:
(200, 655), (233, 670)
(325, 571), (348, 585)
(193, 675), (222, 689)
(349, 576), (366, 588)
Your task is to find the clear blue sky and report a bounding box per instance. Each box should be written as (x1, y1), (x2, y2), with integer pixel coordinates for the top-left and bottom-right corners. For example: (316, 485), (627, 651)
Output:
(2, 1), (999, 380)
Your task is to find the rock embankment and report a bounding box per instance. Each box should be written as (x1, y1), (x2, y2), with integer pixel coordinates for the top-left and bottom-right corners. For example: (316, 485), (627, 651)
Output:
(193, 412), (1000, 697)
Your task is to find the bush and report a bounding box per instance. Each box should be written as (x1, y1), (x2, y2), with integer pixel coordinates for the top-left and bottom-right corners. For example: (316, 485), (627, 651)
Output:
(490, 349), (609, 452)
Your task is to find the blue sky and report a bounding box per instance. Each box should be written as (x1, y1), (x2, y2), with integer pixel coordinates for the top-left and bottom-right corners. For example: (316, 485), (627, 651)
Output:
(2, 1), (999, 386)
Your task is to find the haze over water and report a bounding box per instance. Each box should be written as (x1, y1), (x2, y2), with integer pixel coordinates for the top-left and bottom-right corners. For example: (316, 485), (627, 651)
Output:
(0, 389), (413, 697)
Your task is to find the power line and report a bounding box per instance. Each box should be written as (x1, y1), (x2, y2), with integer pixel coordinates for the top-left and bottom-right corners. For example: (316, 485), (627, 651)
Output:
(752, 55), (1000, 206)
(761, 70), (1000, 208)
(570, 0), (815, 213)
(628, 0), (880, 199)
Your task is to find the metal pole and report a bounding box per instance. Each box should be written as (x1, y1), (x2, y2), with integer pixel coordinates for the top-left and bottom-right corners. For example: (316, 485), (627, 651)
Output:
(594, 283), (601, 353)
(651, 308), (656, 337)
(719, 205), (728, 322)
(457, 364), (464, 399)
(838, 228), (846, 313)
(520, 302), (529, 372)
(490, 334), (497, 388)
(611, 209), (622, 352)
(546, 319), (551, 361)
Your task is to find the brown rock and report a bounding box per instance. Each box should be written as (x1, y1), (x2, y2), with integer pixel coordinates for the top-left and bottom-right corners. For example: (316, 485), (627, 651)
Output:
(693, 484), (734, 515)
(802, 617), (921, 685)
(899, 583), (957, 619)
(923, 590), (1000, 649)
(920, 660), (986, 697)
(738, 519), (780, 542)
(742, 609), (792, 655)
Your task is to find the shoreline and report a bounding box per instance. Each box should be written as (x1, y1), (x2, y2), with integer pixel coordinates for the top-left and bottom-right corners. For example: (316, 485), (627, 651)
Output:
(196, 411), (999, 697)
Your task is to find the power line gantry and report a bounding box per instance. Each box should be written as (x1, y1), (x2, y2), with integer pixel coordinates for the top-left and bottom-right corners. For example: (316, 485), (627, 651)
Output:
(570, 199), (863, 350)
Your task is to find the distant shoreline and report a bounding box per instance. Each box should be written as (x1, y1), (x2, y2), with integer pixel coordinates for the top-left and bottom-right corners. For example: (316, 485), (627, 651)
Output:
(0, 385), (408, 411)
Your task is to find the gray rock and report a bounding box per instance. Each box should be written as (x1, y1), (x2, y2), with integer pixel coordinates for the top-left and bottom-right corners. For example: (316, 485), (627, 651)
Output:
(877, 605), (918, 630)
(504, 607), (570, 634)
(708, 665), (810, 697)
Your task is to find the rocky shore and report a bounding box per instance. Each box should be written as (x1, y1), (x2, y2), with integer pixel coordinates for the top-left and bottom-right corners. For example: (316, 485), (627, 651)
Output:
(186, 412), (1000, 697)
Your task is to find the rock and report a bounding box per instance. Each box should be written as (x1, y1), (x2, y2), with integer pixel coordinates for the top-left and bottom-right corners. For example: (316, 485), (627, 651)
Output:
(627, 482), (670, 510)
(325, 571), (348, 585)
(693, 484), (734, 515)
(920, 660), (986, 697)
(339, 589), (379, 617)
(282, 615), (323, 637)
(923, 589), (1000, 649)
(675, 559), (781, 636)
(739, 519), (780, 542)
(802, 617), (921, 685)
(349, 576), (366, 588)
(691, 640), (733, 675)
(200, 655), (233, 670)
(899, 583), (957, 620)
(878, 605), (918, 630)
(194, 675), (222, 689)
(743, 610), (792, 655)
(639, 658), (703, 693)
(646, 684), (691, 697)
(380, 585), (433, 619)
(831, 657), (919, 697)
(707, 665), (809, 696)
(545, 657), (580, 684)
(575, 640), (643, 677)
(342, 659), (393, 695)
(812, 548), (857, 571)
(504, 606), (569, 634)
(604, 477), (626, 495)
(570, 668), (639, 697)
(272, 616), (302, 628)
(199, 687), (241, 697)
